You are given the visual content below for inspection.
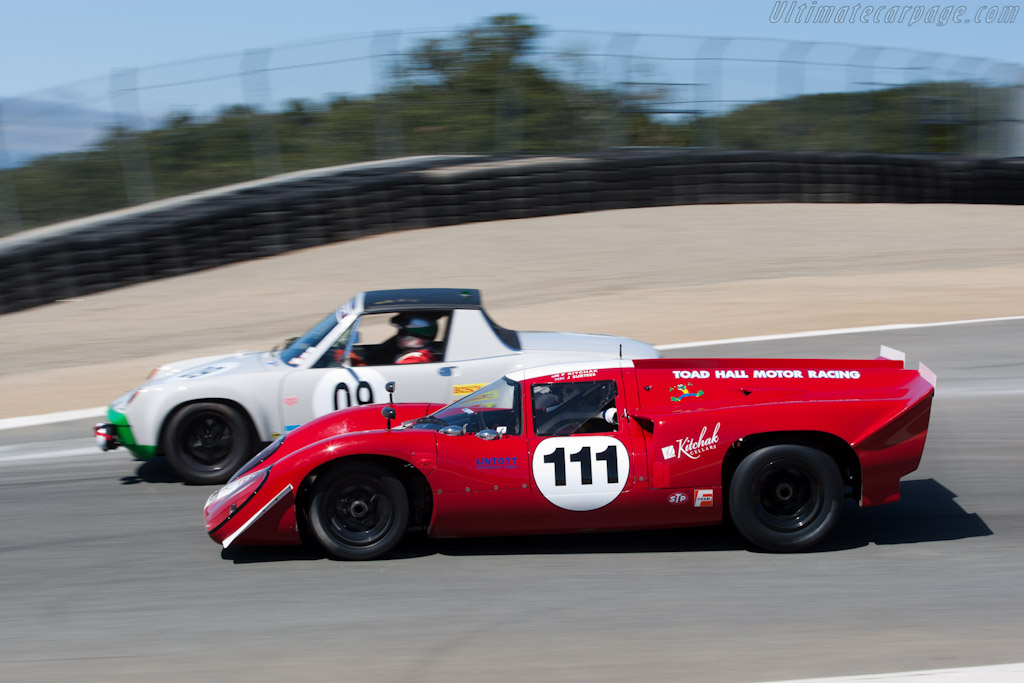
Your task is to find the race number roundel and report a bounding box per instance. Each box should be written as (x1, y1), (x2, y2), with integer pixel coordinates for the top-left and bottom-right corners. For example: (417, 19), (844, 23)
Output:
(532, 436), (630, 511)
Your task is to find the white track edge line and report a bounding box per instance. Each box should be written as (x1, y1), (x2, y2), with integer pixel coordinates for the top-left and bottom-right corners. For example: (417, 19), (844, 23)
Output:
(761, 660), (1024, 682)
(0, 406), (106, 432)
(3, 314), (1023, 431)
(0, 448), (101, 464)
(654, 314), (1024, 350)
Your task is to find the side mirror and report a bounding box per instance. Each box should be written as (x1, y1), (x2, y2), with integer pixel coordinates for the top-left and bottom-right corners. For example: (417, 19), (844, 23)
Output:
(475, 429), (501, 441)
(385, 381), (396, 394)
(439, 424), (464, 437)
(381, 405), (396, 430)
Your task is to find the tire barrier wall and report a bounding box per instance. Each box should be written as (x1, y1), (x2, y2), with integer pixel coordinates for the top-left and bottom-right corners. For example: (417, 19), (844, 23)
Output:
(1, 150), (1022, 316)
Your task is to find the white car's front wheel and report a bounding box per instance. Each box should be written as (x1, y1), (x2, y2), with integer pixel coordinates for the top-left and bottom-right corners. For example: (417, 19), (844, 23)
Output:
(163, 402), (254, 485)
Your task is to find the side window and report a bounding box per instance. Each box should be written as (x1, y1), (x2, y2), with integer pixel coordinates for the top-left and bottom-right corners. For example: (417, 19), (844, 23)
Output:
(318, 311), (451, 368)
(531, 380), (619, 437)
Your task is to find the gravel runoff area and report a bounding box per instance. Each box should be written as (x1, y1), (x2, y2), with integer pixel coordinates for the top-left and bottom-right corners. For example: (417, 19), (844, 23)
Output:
(1, 202), (1021, 419)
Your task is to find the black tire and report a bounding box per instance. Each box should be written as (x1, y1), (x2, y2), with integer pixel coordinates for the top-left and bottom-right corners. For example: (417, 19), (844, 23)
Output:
(164, 402), (253, 485)
(729, 444), (842, 552)
(308, 462), (409, 560)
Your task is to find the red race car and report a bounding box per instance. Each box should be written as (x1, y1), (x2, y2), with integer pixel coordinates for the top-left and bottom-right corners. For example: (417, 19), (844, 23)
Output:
(205, 348), (936, 559)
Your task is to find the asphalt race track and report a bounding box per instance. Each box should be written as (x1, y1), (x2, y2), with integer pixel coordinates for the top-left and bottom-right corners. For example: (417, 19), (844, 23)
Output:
(1, 320), (1021, 682)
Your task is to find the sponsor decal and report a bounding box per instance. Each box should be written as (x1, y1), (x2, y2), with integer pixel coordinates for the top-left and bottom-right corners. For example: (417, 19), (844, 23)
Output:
(283, 396), (298, 406)
(476, 456), (518, 470)
(670, 368), (864, 380)
(662, 423), (721, 460)
(695, 489), (713, 507)
(668, 492), (688, 505)
(672, 370), (711, 379)
(549, 369), (598, 382)
(734, 369), (861, 379)
(752, 369), (803, 378)
(807, 369), (861, 379)
(453, 383), (487, 396)
(177, 362), (239, 380)
(670, 383), (704, 401)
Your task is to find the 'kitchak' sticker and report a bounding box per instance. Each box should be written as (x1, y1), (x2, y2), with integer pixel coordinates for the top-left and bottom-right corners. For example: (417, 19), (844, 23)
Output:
(661, 423), (721, 460)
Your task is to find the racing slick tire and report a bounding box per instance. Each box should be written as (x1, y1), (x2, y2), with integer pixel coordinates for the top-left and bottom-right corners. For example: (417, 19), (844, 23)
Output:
(729, 444), (843, 552)
(309, 462), (409, 560)
(164, 402), (254, 485)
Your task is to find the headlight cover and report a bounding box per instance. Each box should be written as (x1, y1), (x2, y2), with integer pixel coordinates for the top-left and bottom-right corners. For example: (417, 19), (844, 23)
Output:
(206, 467), (270, 509)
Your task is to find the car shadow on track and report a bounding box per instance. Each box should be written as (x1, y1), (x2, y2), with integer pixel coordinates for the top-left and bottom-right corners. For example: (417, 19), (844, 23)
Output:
(220, 477), (990, 563)
(817, 477), (992, 551)
(119, 458), (185, 484)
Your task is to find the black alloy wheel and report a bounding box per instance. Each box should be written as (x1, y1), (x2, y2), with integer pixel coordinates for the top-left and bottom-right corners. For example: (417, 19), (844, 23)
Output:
(729, 444), (843, 552)
(164, 402), (253, 485)
(309, 462), (409, 560)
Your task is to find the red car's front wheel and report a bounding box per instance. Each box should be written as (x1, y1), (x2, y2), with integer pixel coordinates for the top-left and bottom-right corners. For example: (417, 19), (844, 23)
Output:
(309, 462), (409, 560)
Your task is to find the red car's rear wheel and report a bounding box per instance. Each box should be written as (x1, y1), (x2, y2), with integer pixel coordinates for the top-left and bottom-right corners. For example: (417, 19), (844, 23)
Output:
(729, 444), (843, 552)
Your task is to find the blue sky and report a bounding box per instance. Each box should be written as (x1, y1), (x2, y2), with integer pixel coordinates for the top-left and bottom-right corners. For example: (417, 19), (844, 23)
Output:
(1, 0), (1020, 98)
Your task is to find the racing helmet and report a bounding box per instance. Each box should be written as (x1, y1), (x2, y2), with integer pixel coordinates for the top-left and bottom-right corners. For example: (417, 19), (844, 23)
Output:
(392, 314), (438, 350)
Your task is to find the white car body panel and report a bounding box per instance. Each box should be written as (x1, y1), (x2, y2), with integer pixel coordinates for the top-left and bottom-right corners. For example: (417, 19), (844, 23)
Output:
(108, 289), (660, 457)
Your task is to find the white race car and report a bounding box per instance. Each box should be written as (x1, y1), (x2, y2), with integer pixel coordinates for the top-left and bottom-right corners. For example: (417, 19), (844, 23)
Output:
(95, 288), (659, 483)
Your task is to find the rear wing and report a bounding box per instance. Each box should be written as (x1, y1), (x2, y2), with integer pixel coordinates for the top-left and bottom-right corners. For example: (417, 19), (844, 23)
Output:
(879, 345), (937, 389)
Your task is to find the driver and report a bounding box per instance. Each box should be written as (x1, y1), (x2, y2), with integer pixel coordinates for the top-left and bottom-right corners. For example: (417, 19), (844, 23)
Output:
(392, 314), (439, 364)
(348, 313), (439, 366)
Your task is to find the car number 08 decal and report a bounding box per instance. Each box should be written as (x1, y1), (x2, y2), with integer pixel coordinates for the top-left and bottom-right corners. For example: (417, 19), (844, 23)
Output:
(333, 380), (374, 410)
(532, 436), (630, 511)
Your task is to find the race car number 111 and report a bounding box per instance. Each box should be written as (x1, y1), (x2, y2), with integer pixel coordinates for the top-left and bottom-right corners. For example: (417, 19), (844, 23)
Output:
(532, 436), (631, 512)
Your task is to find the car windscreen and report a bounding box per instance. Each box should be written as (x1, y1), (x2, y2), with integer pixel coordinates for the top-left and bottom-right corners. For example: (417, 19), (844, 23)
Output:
(408, 377), (522, 435)
(280, 313), (340, 367)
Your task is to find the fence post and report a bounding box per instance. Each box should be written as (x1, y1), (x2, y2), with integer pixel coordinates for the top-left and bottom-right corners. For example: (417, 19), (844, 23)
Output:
(905, 51), (941, 153)
(603, 33), (638, 148)
(776, 41), (813, 151)
(109, 67), (157, 205)
(845, 46), (882, 151)
(371, 31), (405, 159)
(695, 37), (730, 149)
(241, 48), (283, 178)
(495, 44), (524, 154)
(1010, 66), (1024, 157)
(0, 104), (22, 235)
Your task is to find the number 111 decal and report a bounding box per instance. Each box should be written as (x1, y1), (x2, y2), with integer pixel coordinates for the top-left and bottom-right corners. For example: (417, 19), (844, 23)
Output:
(532, 436), (630, 511)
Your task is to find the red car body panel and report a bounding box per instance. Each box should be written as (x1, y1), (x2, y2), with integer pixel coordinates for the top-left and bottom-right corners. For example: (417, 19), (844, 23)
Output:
(205, 353), (935, 549)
